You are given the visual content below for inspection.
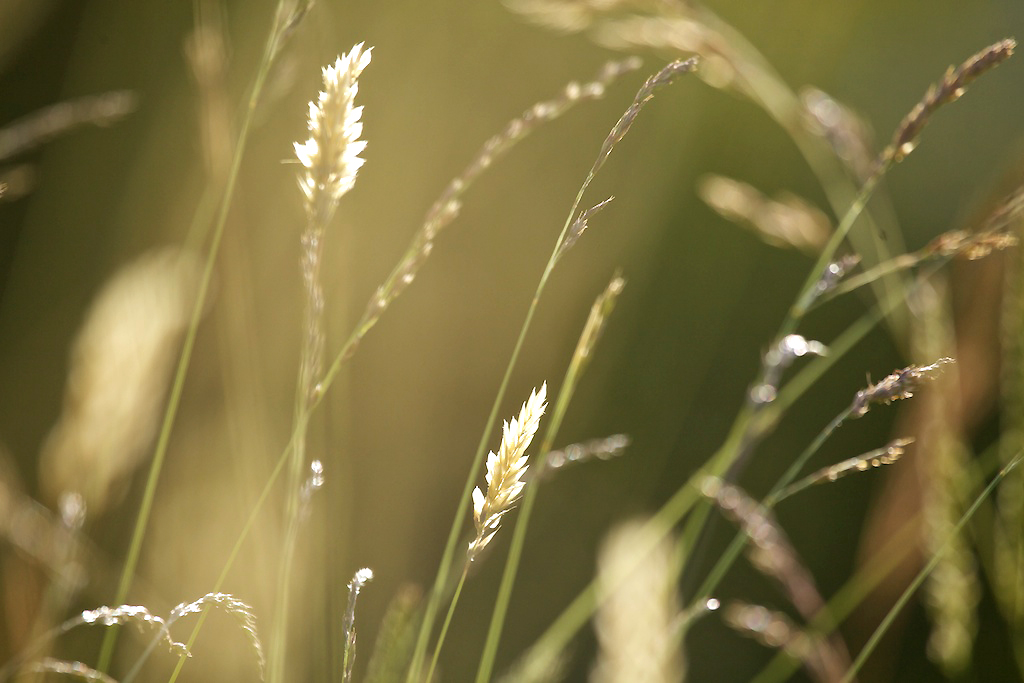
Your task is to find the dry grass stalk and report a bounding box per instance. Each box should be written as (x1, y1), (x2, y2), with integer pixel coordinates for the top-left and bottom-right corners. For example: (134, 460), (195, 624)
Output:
(294, 42), (371, 227)
(0, 90), (137, 162)
(26, 657), (119, 683)
(723, 601), (837, 683)
(541, 433), (630, 476)
(468, 384), (548, 562)
(882, 39), (1015, 165)
(591, 519), (684, 683)
(703, 477), (852, 682)
(812, 255), (861, 299)
(0, 164), (34, 202)
(342, 568), (374, 683)
(697, 175), (831, 255)
(359, 59), (641, 336)
(750, 334), (828, 405)
(800, 87), (875, 183)
(849, 358), (956, 418)
(38, 248), (202, 517)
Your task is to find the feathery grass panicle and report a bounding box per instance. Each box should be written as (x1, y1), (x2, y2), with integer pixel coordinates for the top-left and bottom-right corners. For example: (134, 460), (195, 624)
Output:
(591, 520), (684, 683)
(468, 384), (548, 562)
(697, 175), (831, 255)
(849, 358), (956, 417)
(342, 568), (374, 683)
(294, 43), (371, 227)
(882, 38), (1015, 165)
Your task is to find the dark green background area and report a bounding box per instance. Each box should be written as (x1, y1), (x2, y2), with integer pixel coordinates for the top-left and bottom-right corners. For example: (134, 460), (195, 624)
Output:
(1, 1), (1022, 681)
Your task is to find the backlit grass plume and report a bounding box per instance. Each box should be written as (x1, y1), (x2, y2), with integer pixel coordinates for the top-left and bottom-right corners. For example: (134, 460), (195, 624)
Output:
(294, 42), (371, 226)
(469, 383), (548, 562)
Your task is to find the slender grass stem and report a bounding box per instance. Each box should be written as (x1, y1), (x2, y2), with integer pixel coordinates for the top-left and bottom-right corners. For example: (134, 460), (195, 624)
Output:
(425, 566), (469, 683)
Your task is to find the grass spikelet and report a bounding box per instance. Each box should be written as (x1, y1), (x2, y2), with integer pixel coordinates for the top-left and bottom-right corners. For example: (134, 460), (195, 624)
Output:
(882, 38), (1015, 165)
(697, 175), (831, 255)
(849, 358), (956, 417)
(342, 568), (374, 683)
(468, 384), (548, 562)
(294, 43), (371, 226)
(591, 519), (684, 683)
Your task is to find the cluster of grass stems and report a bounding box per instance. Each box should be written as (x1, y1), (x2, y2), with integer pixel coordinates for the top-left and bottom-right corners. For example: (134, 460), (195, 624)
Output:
(3, 2), (1024, 682)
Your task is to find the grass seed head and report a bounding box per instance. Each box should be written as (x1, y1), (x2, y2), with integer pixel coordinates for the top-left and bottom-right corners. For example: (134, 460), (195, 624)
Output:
(468, 384), (548, 562)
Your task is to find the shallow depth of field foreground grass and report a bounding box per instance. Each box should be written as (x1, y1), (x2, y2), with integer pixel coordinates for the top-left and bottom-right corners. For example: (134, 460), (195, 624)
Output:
(1, 2), (1024, 682)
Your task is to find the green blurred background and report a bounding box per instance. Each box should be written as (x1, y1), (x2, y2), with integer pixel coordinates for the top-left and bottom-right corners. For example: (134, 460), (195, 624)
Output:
(1, 1), (1023, 681)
